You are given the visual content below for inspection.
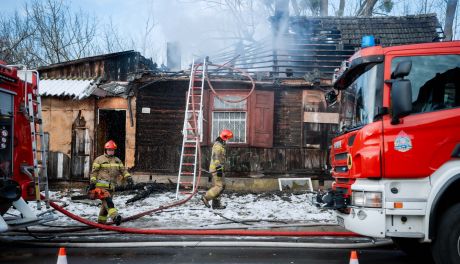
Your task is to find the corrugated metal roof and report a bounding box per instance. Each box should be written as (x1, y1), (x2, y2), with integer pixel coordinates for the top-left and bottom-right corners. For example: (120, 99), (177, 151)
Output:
(39, 79), (97, 99)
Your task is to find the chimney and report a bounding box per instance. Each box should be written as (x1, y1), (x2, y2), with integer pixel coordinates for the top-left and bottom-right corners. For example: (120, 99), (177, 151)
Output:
(167, 42), (181, 71)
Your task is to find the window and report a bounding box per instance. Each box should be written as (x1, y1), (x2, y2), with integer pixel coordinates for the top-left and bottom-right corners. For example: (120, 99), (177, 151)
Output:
(208, 90), (274, 147)
(211, 95), (247, 143)
(392, 55), (460, 114)
(0, 90), (14, 178)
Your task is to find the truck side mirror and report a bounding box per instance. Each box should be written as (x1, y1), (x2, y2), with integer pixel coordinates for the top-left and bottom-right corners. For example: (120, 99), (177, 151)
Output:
(325, 90), (338, 106)
(391, 79), (412, 124)
(391, 61), (412, 79)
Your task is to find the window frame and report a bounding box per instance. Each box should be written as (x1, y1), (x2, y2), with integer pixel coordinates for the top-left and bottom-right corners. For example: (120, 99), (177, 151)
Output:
(390, 54), (460, 115)
(209, 90), (249, 146)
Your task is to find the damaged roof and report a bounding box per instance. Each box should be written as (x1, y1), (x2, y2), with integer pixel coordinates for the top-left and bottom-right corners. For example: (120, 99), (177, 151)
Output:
(211, 14), (442, 80)
(288, 14), (442, 46)
(39, 79), (97, 99)
(39, 78), (130, 99)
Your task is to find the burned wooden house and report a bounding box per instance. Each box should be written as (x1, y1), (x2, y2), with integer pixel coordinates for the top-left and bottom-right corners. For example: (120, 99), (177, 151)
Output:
(37, 14), (442, 183)
(132, 14), (442, 180)
(38, 51), (155, 180)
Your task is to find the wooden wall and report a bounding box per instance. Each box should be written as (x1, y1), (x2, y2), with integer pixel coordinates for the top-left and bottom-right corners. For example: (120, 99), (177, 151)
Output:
(134, 80), (329, 178)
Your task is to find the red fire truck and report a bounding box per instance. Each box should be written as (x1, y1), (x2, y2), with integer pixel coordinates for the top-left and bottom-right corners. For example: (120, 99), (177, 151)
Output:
(323, 39), (460, 263)
(0, 62), (52, 232)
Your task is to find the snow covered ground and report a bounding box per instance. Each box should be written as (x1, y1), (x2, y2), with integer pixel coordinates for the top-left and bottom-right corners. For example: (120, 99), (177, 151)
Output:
(24, 190), (337, 229)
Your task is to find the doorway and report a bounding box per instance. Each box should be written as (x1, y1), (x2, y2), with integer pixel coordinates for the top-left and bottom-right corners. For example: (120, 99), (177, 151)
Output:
(97, 109), (126, 163)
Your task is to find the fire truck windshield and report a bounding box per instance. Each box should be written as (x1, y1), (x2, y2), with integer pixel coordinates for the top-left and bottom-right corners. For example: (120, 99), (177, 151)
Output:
(340, 62), (383, 132)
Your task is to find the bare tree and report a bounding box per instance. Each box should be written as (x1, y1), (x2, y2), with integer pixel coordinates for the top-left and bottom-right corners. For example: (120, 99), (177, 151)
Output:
(357, 0), (378, 16)
(100, 17), (135, 54)
(25, 0), (98, 65)
(0, 12), (35, 65)
(337, 0), (346, 16)
(0, 0), (123, 67)
(445, 0), (459, 40)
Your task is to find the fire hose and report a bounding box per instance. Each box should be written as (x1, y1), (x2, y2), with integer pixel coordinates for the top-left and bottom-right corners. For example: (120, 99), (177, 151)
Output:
(39, 63), (360, 238)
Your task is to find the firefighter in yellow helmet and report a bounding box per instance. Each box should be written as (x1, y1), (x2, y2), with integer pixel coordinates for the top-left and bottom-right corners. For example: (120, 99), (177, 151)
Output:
(201, 129), (233, 209)
(88, 140), (134, 225)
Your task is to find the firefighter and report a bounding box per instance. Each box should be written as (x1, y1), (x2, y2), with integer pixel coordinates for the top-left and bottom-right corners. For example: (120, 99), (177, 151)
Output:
(201, 129), (233, 209)
(88, 140), (134, 225)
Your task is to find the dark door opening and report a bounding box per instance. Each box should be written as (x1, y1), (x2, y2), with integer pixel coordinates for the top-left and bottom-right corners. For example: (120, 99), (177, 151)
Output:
(97, 109), (126, 163)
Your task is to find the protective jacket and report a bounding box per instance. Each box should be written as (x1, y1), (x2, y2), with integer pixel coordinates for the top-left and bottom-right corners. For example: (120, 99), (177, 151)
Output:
(90, 154), (131, 189)
(204, 140), (227, 202)
(209, 141), (226, 172)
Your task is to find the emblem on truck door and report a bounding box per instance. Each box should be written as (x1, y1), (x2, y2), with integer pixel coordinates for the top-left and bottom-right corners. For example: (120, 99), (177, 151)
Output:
(394, 131), (412, 152)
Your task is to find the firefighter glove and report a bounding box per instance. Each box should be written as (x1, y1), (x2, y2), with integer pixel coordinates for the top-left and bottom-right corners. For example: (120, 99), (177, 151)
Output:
(216, 165), (223, 177)
(126, 176), (134, 188)
(87, 182), (96, 192)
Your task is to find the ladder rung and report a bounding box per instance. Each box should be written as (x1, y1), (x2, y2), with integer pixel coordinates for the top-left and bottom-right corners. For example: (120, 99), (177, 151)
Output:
(182, 163), (195, 166)
(183, 154), (195, 157)
(181, 172), (194, 175)
(185, 128), (197, 130)
(184, 144), (196, 147)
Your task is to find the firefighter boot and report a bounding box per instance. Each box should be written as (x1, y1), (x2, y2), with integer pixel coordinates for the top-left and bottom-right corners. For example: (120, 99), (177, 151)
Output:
(114, 215), (122, 226)
(212, 199), (226, 210)
(108, 208), (122, 226)
(201, 195), (211, 208)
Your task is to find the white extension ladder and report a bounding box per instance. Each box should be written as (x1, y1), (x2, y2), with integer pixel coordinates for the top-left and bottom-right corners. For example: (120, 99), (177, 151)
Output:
(175, 59), (206, 199)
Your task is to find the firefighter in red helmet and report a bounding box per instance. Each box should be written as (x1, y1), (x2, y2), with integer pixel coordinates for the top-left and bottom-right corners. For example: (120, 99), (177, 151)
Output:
(201, 129), (233, 209)
(88, 140), (134, 225)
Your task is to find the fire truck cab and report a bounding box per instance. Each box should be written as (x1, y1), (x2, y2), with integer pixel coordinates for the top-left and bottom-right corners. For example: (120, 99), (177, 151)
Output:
(0, 62), (53, 232)
(327, 40), (460, 263)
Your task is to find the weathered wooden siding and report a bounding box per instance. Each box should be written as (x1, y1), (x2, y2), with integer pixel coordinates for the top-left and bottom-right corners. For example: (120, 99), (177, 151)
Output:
(273, 89), (302, 147)
(39, 51), (154, 81)
(134, 80), (328, 178)
(135, 81), (188, 172)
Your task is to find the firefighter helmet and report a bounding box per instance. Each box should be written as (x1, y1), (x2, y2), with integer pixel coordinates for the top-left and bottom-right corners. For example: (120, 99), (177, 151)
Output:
(220, 129), (233, 141)
(104, 140), (117, 150)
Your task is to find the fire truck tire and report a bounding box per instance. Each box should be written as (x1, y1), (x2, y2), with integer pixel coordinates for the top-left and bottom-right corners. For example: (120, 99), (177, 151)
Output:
(391, 237), (433, 262)
(432, 203), (460, 264)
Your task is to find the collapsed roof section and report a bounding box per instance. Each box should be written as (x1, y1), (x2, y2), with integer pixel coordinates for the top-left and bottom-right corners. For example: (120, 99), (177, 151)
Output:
(207, 14), (442, 82)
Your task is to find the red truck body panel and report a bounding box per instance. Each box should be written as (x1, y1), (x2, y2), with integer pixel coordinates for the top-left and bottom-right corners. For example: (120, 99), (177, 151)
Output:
(331, 41), (460, 188)
(0, 64), (35, 200)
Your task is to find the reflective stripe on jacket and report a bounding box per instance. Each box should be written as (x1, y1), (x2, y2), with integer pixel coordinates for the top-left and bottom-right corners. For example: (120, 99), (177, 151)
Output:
(90, 154), (130, 187)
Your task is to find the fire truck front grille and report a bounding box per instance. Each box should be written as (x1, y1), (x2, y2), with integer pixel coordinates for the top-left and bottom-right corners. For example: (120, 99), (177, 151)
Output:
(335, 153), (348, 161)
(334, 166), (348, 173)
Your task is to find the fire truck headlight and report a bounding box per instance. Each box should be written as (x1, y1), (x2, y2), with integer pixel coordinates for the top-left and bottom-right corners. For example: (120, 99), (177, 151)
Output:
(352, 191), (382, 208)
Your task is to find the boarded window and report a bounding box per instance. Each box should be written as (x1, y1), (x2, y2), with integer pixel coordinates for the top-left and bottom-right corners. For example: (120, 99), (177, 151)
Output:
(302, 90), (338, 149)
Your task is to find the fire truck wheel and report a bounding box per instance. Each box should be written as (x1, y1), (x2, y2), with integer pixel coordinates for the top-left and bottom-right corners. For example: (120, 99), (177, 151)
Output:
(432, 203), (460, 264)
(391, 237), (433, 261)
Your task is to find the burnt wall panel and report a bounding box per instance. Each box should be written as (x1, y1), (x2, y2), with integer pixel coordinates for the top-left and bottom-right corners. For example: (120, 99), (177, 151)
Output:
(134, 80), (188, 171)
(134, 80), (328, 179)
(274, 89), (302, 147)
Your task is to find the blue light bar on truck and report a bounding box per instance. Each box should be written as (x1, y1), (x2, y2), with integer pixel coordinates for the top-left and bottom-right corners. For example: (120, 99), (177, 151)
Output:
(361, 35), (375, 48)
